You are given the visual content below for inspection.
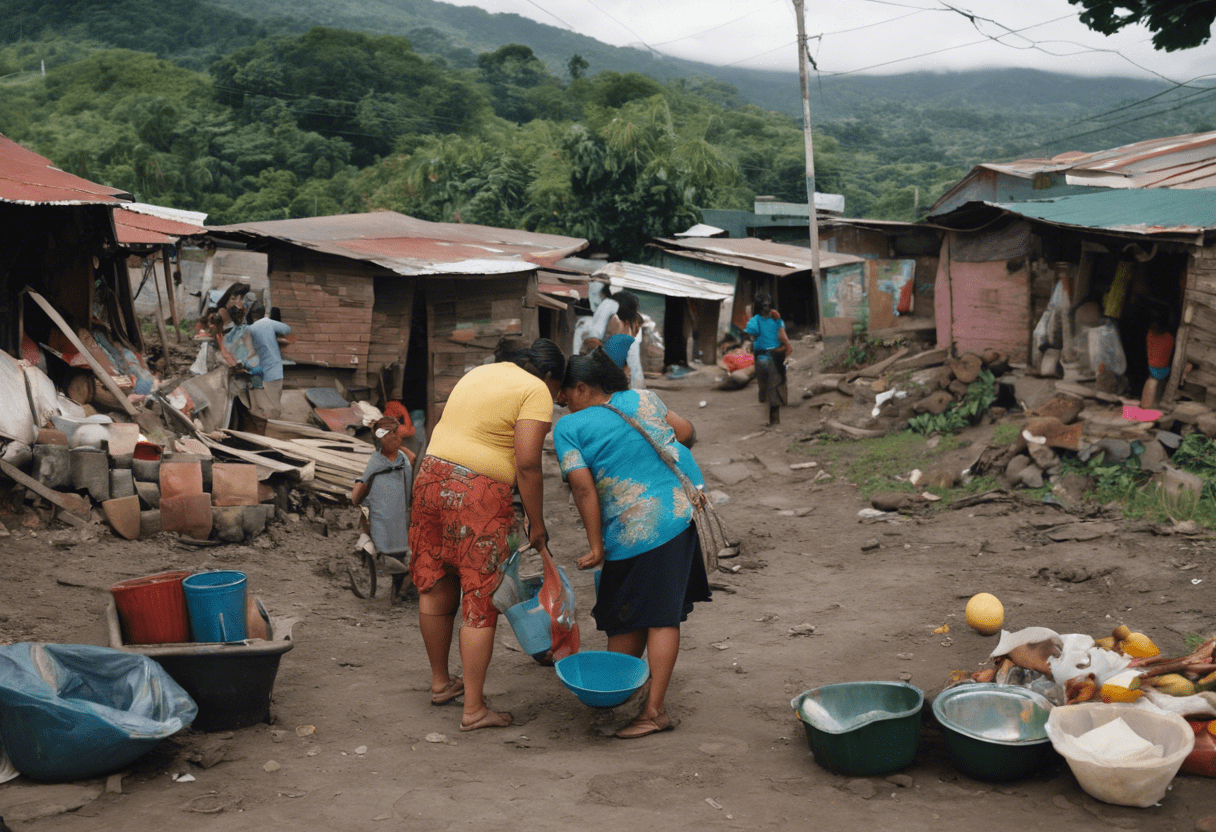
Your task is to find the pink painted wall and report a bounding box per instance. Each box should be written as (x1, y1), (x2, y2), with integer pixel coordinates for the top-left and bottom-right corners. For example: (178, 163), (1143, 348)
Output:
(936, 248), (1030, 363)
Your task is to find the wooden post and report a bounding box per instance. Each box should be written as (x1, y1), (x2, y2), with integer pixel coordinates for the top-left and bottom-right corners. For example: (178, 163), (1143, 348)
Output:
(150, 253), (174, 374)
(793, 0), (823, 333)
(161, 246), (182, 342)
(23, 288), (138, 416)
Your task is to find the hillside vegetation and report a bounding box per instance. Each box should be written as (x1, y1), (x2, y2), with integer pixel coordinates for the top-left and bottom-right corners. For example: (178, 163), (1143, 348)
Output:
(1, 0), (1213, 256)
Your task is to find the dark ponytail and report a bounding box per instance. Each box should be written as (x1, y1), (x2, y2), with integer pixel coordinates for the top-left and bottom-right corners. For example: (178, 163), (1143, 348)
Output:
(495, 337), (566, 382)
(561, 348), (628, 394)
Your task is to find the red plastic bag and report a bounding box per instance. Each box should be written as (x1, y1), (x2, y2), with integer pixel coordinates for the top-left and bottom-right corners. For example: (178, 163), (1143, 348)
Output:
(536, 548), (579, 661)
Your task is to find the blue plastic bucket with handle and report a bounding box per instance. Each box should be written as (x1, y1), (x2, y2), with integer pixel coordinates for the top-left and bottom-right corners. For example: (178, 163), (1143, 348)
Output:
(182, 571), (248, 643)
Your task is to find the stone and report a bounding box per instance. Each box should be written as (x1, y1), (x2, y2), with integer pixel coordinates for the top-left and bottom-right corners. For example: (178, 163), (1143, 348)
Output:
(1095, 363), (1117, 393)
(139, 510), (161, 538)
(102, 496), (141, 540)
(843, 779), (877, 799)
(36, 428), (68, 446)
(106, 422), (139, 456)
(135, 480), (160, 509)
(924, 468), (957, 489)
(1051, 795), (1074, 810)
(131, 458), (160, 483)
(109, 468), (136, 500)
(1005, 455), (1031, 480)
(105, 772), (125, 794)
(1168, 402), (1210, 425)
(1094, 438), (1132, 462)
(950, 352), (983, 384)
(69, 447), (110, 502)
(1160, 465), (1203, 498)
(1138, 439), (1169, 473)
(0, 781), (103, 822)
(263, 760), (281, 773)
(31, 444), (71, 489)
(710, 463), (753, 486)
(1028, 443), (1058, 470)
(1019, 465), (1044, 489)
(915, 391), (954, 416)
(947, 380), (969, 397)
(1055, 473), (1092, 505)
(1198, 413), (1216, 439)
(1195, 815), (1216, 832)
(161, 494), (213, 539)
(861, 539), (881, 551)
(871, 492), (916, 512)
(886, 774), (914, 788)
(1024, 416), (1083, 451)
(1030, 396), (1084, 424)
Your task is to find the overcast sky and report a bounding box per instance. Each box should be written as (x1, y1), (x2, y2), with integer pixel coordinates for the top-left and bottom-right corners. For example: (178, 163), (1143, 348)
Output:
(437, 0), (1215, 83)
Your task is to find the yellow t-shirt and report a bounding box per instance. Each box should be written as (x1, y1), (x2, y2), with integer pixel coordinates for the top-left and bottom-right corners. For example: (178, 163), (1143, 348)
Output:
(426, 363), (554, 484)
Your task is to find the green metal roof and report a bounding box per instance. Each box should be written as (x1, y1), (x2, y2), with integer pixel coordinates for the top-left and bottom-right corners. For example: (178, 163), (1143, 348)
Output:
(991, 187), (1216, 236)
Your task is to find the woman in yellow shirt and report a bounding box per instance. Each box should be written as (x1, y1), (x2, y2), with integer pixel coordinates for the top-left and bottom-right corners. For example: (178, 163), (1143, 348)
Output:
(409, 337), (566, 731)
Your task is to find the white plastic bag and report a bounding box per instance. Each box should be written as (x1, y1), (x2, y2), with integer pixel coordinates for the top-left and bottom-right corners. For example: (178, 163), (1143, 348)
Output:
(1046, 703), (1194, 807)
(1086, 321), (1127, 376)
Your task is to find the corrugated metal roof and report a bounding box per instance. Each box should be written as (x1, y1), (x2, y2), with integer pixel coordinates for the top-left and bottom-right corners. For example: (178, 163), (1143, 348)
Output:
(122, 202), (207, 227)
(114, 205), (206, 245)
(0, 134), (131, 205)
(674, 223), (727, 238)
(208, 211), (588, 277)
(990, 188), (1216, 237)
(595, 262), (734, 301)
(654, 237), (863, 276)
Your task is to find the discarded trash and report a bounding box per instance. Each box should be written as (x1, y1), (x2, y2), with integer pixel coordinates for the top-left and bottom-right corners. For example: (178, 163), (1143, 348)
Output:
(354, 746), (367, 755)
(424, 733), (447, 744)
(699, 401), (708, 408)
(295, 725), (316, 737)
(706, 798), (723, 810)
(788, 624), (816, 637)
(789, 462), (818, 470)
(173, 772), (197, 783)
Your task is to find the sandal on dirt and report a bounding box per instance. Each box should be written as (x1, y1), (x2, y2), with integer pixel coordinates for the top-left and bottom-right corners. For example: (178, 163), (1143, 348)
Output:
(430, 677), (464, 706)
(460, 709), (513, 731)
(615, 712), (675, 739)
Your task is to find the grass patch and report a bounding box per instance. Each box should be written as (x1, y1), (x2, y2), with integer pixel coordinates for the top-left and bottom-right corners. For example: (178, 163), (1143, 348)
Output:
(803, 431), (966, 500)
(991, 422), (1019, 447)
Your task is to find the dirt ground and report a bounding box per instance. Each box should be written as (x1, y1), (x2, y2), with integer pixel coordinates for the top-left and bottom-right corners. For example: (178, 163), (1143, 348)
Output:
(2, 368), (1216, 831)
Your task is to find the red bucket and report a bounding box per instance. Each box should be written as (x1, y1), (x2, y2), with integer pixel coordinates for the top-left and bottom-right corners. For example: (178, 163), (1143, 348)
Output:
(109, 570), (193, 644)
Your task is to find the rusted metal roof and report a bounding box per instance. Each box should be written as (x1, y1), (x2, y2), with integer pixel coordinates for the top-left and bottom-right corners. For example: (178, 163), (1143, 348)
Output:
(0, 134), (131, 205)
(209, 212), (587, 277)
(653, 237), (863, 277)
(595, 262), (734, 301)
(114, 205), (206, 246)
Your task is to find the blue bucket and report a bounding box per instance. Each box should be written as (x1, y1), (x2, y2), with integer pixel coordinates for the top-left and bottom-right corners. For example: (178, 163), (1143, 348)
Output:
(503, 597), (551, 657)
(182, 571), (248, 643)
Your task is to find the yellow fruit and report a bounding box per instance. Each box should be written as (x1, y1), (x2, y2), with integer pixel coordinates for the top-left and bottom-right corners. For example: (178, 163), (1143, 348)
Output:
(1094, 636), (1116, 651)
(1208, 722), (1216, 738)
(1100, 670), (1143, 703)
(1153, 673), (1197, 697)
(965, 593), (1004, 636)
(1122, 632), (1160, 658)
(1113, 625), (1132, 641)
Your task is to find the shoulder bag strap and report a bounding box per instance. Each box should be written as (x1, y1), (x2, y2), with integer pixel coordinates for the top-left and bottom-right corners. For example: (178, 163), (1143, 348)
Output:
(598, 402), (700, 498)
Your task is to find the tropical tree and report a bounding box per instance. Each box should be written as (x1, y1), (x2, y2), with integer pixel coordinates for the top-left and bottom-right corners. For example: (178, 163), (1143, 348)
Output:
(1068, 0), (1216, 51)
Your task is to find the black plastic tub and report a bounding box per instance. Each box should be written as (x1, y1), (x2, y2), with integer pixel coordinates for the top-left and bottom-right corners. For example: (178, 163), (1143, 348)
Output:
(107, 600), (295, 731)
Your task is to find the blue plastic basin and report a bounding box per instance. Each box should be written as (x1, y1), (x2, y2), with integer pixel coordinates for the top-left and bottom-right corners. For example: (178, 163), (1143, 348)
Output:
(182, 571), (247, 643)
(555, 651), (649, 708)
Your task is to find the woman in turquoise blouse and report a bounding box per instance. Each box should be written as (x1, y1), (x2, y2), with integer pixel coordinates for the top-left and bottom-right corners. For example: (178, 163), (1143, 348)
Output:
(554, 350), (711, 738)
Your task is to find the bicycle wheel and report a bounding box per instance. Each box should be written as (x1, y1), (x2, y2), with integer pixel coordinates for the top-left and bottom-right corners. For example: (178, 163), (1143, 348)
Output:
(347, 551), (377, 599)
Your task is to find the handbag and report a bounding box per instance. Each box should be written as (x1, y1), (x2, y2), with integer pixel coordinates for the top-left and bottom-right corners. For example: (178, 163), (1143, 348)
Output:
(599, 403), (735, 573)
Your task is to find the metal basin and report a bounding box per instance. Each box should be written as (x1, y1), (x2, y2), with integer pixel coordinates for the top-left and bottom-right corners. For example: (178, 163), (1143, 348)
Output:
(793, 681), (923, 776)
(933, 683), (1056, 781)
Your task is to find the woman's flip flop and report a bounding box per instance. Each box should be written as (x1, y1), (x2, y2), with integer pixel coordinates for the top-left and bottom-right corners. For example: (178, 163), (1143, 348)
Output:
(459, 709), (513, 731)
(615, 712), (675, 739)
(430, 677), (464, 706)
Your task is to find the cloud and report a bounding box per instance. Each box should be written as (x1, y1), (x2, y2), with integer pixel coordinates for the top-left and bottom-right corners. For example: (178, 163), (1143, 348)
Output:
(438, 0), (1216, 82)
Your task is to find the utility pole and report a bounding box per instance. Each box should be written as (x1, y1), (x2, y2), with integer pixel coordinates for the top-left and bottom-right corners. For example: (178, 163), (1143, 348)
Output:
(792, 0), (824, 335)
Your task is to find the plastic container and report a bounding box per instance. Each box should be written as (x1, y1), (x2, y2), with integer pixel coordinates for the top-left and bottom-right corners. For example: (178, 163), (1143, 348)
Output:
(183, 571), (248, 643)
(555, 651), (649, 708)
(0, 642), (195, 781)
(792, 682), (923, 776)
(106, 601), (295, 732)
(933, 684), (1056, 781)
(109, 571), (193, 645)
(504, 597), (551, 657)
(1046, 703), (1195, 807)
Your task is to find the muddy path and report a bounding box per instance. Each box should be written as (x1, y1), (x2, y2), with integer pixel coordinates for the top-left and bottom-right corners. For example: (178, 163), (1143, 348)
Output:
(3, 372), (1215, 831)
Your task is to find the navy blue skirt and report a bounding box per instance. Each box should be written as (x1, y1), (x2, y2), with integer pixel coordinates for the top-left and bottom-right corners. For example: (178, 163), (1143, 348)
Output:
(592, 524), (712, 636)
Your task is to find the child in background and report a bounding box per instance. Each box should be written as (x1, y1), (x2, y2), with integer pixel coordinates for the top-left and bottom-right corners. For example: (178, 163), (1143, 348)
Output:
(351, 415), (413, 602)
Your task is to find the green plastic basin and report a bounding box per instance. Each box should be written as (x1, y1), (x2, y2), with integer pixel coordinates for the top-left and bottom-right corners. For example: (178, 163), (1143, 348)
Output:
(792, 681), (924, 776)
(932, 683), (1056, 781)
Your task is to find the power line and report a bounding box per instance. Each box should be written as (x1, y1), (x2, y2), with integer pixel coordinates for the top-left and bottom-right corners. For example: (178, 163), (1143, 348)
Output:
(577, 0), (659, 54)
(649, 0), (787, 48)
(516, 0), (580, 32)
(1032, 87), (1216, 149)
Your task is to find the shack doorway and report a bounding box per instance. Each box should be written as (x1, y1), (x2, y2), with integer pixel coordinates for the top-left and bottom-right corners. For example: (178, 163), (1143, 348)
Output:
(400, 285), (429, 420)
(663, 296), (688, 368)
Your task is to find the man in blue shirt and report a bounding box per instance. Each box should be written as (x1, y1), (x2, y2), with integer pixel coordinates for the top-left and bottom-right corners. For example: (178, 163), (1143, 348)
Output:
(743, 293), (792, 427)
(246, 307), (292, 423)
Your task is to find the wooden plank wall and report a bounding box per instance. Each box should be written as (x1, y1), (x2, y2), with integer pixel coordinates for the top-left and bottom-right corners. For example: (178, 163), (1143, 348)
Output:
(268, 250), (375, 385)
(426, 275), (530, 429)
(1168, 246), (1216, 404)
(368, 276), (415, 398)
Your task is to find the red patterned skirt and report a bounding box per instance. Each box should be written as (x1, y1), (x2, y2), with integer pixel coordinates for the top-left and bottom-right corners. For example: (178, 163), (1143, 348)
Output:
(408, 456), (514, 628)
